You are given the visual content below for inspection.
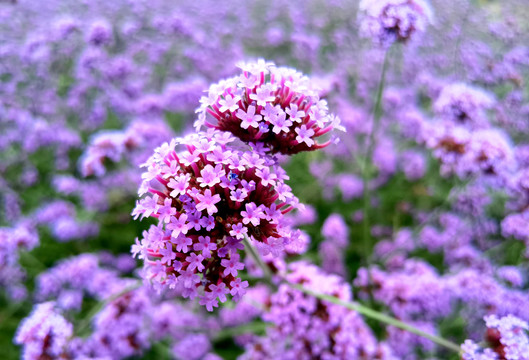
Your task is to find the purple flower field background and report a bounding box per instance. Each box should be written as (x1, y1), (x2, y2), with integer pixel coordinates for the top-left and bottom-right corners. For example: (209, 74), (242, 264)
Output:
(1, 0), (529, 359)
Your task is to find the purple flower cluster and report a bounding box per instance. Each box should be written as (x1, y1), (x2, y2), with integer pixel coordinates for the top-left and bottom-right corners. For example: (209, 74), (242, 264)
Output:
(80, 119), (174, 177)
(195, 60), (343, 155)
(241, 261), (397, 360)
(132, 129), (299, 309)
(426, 126), (514, 178)
(319, 214), (349, 276)
(16, 286), (220, 360)
(0, 221), (39, 300)
(35, 253), (133, 311)
(433, 83), (495, 129)
(14, 302), (73, 360)
(359, 0), (434, 47)
(462, 315), (529, 360)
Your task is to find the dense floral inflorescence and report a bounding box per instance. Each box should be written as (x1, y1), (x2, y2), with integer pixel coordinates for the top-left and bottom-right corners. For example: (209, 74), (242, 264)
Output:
(358, 0), (433, 47)
(433, 83), (495, 129)
(462, 315), (529, 360)
(14, 302), (73, 360)
(0, 222), (39, 300)
(241, 262), (397, 360)
(132, 130), (300, 310)
(195, 60), (343, 155)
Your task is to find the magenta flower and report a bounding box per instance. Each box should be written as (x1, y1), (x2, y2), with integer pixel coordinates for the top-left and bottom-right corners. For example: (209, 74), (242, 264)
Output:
(132, 130), (300, 309)
(195, 60), (343, 155)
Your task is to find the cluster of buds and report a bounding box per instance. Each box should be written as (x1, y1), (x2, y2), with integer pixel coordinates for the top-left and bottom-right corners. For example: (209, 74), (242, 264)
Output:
(132, 129), (300, 310)
(194, 60), (342, 155)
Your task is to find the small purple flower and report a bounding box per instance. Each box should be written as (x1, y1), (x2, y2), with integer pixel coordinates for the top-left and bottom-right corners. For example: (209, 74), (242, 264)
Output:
(167, 214), (189, 238)
(236, 105), (262, 130)
(221, 254), (244, 277)
(195, 189), (222, 215)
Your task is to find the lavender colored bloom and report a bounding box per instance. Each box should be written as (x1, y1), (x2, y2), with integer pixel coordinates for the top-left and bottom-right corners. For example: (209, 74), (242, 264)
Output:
(497, 266), (524, 288)
(35, 254), (131, 311)
(195, 60), (343, 155)
(461, 315), (529, 360)
(241, 261), (396, 359)
(86, 20), (113, 46)
(15, 302), (73, 360)
(132, 130), (300, 308)
(355, 260), (452, 320)
(426, 124), (514, 178)
(337, 174), (364, 201)
(0, 222), (39, 300)
(400, 150), (426, 181)
(81, 288), (153, 358)
(359, 0), (433, 47)
(502, 212), (529, 242)
(321, 213), (349, 247)
(434, 83), (495, 129)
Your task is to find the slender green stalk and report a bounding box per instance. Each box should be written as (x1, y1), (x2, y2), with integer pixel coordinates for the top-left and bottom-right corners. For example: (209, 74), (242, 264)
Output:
(361, 49), (390, 264)
(242, 235), (275, 288)
(76, 281), (142, 336)
(214, 321), (269, 342)
(243, 234), (460, 354)
(289, 283), (461, 353)
(243, 237), (460, 352)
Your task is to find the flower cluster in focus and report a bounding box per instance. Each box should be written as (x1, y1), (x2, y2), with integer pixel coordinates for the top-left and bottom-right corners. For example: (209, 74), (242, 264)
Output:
(132, 129), (300, 310)
(195, 60), (343, 155)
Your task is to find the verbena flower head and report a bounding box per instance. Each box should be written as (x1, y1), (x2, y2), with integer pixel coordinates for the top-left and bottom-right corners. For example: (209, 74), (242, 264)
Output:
(358, 0), (433, 47)
(426, 125), (514, 178)
(14, 302), (73, 360)
(132, 130), (300, 310)
(461, 314), (529, 360)
(434, 83), (495, 129)
(241, 261), (396, 359)
(194, 60), (343, 155)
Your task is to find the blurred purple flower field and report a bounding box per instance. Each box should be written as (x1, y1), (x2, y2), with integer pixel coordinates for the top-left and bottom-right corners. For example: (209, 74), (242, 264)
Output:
(1, 0), (529, 359)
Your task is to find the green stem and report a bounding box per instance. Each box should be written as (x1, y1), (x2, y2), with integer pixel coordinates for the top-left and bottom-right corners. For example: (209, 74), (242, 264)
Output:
(76, 281), (142, 336)
(361, 49), (390, 264)
(289, 283), (461, 353)
(214, 321), (269, 342)
(243, 238), (460, 354)
(242, 235), (275, 288)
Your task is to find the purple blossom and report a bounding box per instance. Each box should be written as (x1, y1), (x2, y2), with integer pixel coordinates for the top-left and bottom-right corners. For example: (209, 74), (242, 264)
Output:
(359, 0), (433, 47)
(15, 302), (73, 360)
(236, 105), (262, 130)
(195, 60), (343, 155)
(221, 254), (245, 277)
(195, 189), (222, 215)
(132, 131), (300, 308)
